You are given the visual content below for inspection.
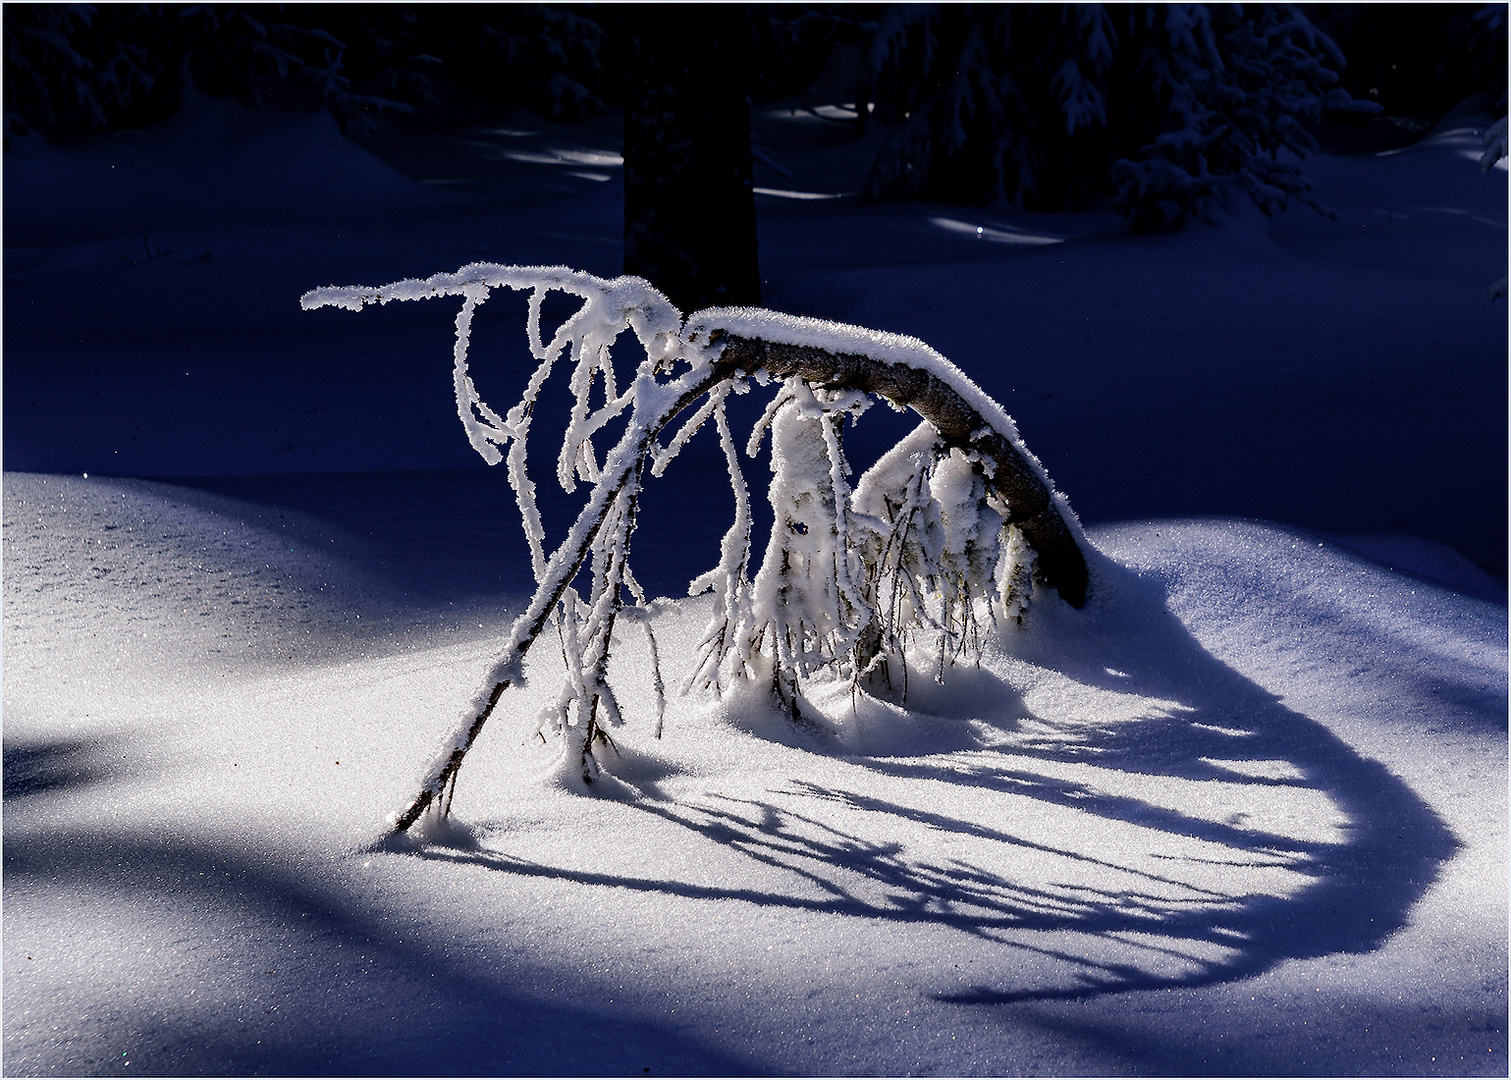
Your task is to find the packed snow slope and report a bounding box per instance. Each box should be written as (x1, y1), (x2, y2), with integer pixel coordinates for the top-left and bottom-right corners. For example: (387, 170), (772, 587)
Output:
(4, 93), (1507, 1076)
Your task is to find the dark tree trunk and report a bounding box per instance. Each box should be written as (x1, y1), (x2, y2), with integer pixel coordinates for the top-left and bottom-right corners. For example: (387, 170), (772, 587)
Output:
(621, 6), (761, 313)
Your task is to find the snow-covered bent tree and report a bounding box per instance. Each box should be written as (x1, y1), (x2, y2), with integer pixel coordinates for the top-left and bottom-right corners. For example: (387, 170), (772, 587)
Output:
(302, 265), (1088, 836)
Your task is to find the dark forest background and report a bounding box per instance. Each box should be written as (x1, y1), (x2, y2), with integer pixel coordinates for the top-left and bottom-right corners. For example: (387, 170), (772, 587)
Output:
(5, 4), (1506, 311)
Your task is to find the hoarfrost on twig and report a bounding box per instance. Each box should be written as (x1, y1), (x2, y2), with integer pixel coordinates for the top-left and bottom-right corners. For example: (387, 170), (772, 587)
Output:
(303, 264), (1086, 831)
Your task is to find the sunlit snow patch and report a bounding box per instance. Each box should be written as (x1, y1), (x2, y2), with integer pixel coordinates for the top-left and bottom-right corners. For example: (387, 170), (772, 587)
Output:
(754, 187), (856, 200)
(928, 215), (1064, 246)
(489, 147), (623, 167)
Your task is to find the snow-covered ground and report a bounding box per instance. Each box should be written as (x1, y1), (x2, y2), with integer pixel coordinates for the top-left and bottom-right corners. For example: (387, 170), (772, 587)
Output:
(4, 92), (1506, 1075)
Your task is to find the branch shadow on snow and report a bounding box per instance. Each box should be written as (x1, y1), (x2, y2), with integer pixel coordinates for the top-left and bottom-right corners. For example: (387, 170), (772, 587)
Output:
(2, 735), (139, 801)
(416, 550), (1459, 1007)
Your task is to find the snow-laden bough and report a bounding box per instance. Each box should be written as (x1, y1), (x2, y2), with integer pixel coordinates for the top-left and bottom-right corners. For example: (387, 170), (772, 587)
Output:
(302, 264), (1088, 834)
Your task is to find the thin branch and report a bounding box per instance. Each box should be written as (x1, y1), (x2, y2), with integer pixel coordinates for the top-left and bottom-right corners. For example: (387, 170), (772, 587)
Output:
(388, 360), (736, 833)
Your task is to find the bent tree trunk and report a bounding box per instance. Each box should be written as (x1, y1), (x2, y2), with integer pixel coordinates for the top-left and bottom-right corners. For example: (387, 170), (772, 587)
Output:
(385, 330), (1086, 836)
(711, 332), (1087, 612)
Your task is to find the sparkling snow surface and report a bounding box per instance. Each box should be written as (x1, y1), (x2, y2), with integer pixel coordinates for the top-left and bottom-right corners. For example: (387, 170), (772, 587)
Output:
(4, 94), (1506, 1075)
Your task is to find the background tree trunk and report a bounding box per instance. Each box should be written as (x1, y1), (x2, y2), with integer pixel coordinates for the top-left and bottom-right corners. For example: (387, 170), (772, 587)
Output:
(621, 6), (761, 313)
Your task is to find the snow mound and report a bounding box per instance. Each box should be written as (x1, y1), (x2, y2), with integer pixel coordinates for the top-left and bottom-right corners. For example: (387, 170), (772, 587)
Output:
(4, 472), (1504, 1074)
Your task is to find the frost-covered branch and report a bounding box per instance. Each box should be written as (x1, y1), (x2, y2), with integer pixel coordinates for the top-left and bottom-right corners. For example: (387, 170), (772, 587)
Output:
(302, 264), (1086, 833)
(697, 320), (1086, 607)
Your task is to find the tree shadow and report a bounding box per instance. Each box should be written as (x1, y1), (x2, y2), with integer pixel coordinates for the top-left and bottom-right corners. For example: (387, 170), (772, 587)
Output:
(3, 828), (763, 1076)
(415, 551), (1460, 1005)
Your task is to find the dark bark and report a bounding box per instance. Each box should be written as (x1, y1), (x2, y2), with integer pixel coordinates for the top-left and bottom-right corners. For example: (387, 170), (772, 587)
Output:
(710, 332), (1089, 609)
(622, 6), (761, 313)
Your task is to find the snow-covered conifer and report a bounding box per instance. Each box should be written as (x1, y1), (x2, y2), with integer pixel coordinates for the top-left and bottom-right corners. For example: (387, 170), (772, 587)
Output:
(856, 5), (1377, 229)
(2, 5), (439, 141)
